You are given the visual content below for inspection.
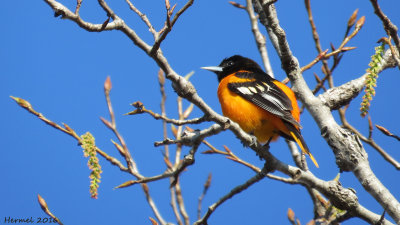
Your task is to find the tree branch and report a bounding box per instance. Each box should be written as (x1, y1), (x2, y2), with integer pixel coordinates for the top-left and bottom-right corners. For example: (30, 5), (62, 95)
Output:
(246, 0), (274, 76)
(149, 0), (194, 56)
(369, 0), (400, 55)
(126, 101), (207, 126)
(339, 107), (400, 170)
(254, 1), (400, 223)
(319, 75), (366, 110)
(40, 0), (400, 223)
(194, 170), (265, 225)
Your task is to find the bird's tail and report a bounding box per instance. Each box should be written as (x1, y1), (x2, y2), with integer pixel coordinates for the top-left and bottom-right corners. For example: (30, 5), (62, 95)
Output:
(286, 125), (319, 168)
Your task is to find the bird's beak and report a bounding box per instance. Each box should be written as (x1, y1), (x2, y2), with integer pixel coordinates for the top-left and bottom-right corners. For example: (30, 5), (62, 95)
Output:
(200, 66), (223, 72)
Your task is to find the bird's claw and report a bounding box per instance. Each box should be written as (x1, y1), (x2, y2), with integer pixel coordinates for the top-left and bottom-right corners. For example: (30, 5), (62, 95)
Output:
(241, 135), (258, 148)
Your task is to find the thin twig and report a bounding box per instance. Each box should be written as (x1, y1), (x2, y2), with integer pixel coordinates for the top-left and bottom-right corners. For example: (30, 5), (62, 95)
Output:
(10, 96), (129, 172)
(200, 141), (260, 172)
(194, 171), (265, 225)
(255, 1), (399, 223)
(40, 1), (398, 223)
(173, 95), (190, 225)
(175, 179), (190, 225)
(115, 145), (198, 189)
(170, 186), (183, 225)
(140, 183), (168, 225)
(37, 194), (63, 225)
(379, 37), (400, 70)
(157, 69), (185, 225)
(197, 173), (212, 219)
(96, 148), (129, 172)
(369, 0), (400, 54)
(229, 1), (245, 9)
(282, 46), (356, 85)
(125, 0), (157, 37)
(304, 0), (334, 88)
(175, 96), (184, 167)
(246, 0), (273, 76)
(286, 140), (330, 219)
(102, 77), (140, 176)
(368, 115), (373, 140)
(158, 69), (170, 159)
(200, 140), (295, 184)
(339, 108), (400, 170)
(344, 9), (359, 39)
(313, 73), (327, 92)
(376, 124), (400, 142)
(301, 49), (328, 73)
(75, 0), (82, 15)
(150, 0), (194, 55)
(102, 78), (167, 224)
(126, 101), (207, 126)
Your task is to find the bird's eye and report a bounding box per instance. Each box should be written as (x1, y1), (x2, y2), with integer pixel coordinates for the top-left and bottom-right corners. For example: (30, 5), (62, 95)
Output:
(227, 61), (234, 66)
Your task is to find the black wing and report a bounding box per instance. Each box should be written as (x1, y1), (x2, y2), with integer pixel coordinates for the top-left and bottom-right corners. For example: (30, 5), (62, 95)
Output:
(228, 72), (301, 128)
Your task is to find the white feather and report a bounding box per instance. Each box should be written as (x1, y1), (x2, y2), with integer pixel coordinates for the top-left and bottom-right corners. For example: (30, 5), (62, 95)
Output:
(238, 87), (253, 95)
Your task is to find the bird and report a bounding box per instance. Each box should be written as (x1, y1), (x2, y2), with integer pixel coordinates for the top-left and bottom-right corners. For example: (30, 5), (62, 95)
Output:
(201, 55), (318, 168)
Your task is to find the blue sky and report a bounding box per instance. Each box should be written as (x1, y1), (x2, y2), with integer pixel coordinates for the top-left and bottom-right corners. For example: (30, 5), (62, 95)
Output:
(2, 0), (400, 224)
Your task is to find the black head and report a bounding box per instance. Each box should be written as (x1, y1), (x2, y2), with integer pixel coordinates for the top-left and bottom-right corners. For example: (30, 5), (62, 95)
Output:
(201, 55), (264, 82)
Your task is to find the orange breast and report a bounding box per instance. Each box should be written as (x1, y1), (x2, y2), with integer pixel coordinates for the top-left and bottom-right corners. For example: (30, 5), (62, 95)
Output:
(217, 74), (300, 143)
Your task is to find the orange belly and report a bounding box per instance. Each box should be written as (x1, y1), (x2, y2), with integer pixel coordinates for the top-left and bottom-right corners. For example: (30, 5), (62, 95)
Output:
(217, 75), (291, 143)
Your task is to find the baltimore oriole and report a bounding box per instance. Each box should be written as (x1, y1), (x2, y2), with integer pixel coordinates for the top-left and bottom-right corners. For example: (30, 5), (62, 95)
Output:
(202, 55), (318, 168)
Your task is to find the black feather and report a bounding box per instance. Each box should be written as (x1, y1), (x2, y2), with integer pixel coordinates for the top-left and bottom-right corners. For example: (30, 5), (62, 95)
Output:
(227, 75), (301, 128)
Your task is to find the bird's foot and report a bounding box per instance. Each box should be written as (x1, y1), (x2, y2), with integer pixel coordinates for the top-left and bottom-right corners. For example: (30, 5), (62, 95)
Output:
(264, 136), (273, 149)
(241, 135), (258, 148)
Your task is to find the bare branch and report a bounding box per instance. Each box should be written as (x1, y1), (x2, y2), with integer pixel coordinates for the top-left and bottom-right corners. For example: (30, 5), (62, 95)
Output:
(127, 101), (208, 126)
(253, 1), (400, 222)
(39, 0), (400, 223)
(286, 140), (330, 219)
(96, 148), (129, 172)
(125, 0), (157, 37)
(369, 0), (400, 55)
(229, 1), (245, 9)
(286, 140), (308, 171)
(102, 77), (140, 176)
(44, 0), (153, 58)
(304, 0), (336, 88)
(252, 0), (281, 56)
(301, 49), (328, 73)
(10, 96), (130, 173)
(140, 183), (168, 225)
(45, 0), (121, 31)
(170, 186), (183, 225)
(102, 77), (169, 224)
(155, 124), (224, 147)
(116, 144), (197, 193)
(75, 0), (82, 15)
(197, 173), (212, 219)
(158, 69), (170, 159)
(201, 140), (295, 184)
(339, 111), (400, 170)
(344, 9), (359, 39)
(379, 37), (400, 70)
(201, 143), (261, 173)
(150, 0), (194, 56)
(376, 124), (400, 142)
(194, 171), (265, 225)
(319, 75), (366, 110)
(187, 125), (391, 224)
(313, 73), (327, 92)
(336, 48), (400, 169)
(246, 0), (274, 76)
(37, 194), (63, 225)
(174, 179), (190, 225)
